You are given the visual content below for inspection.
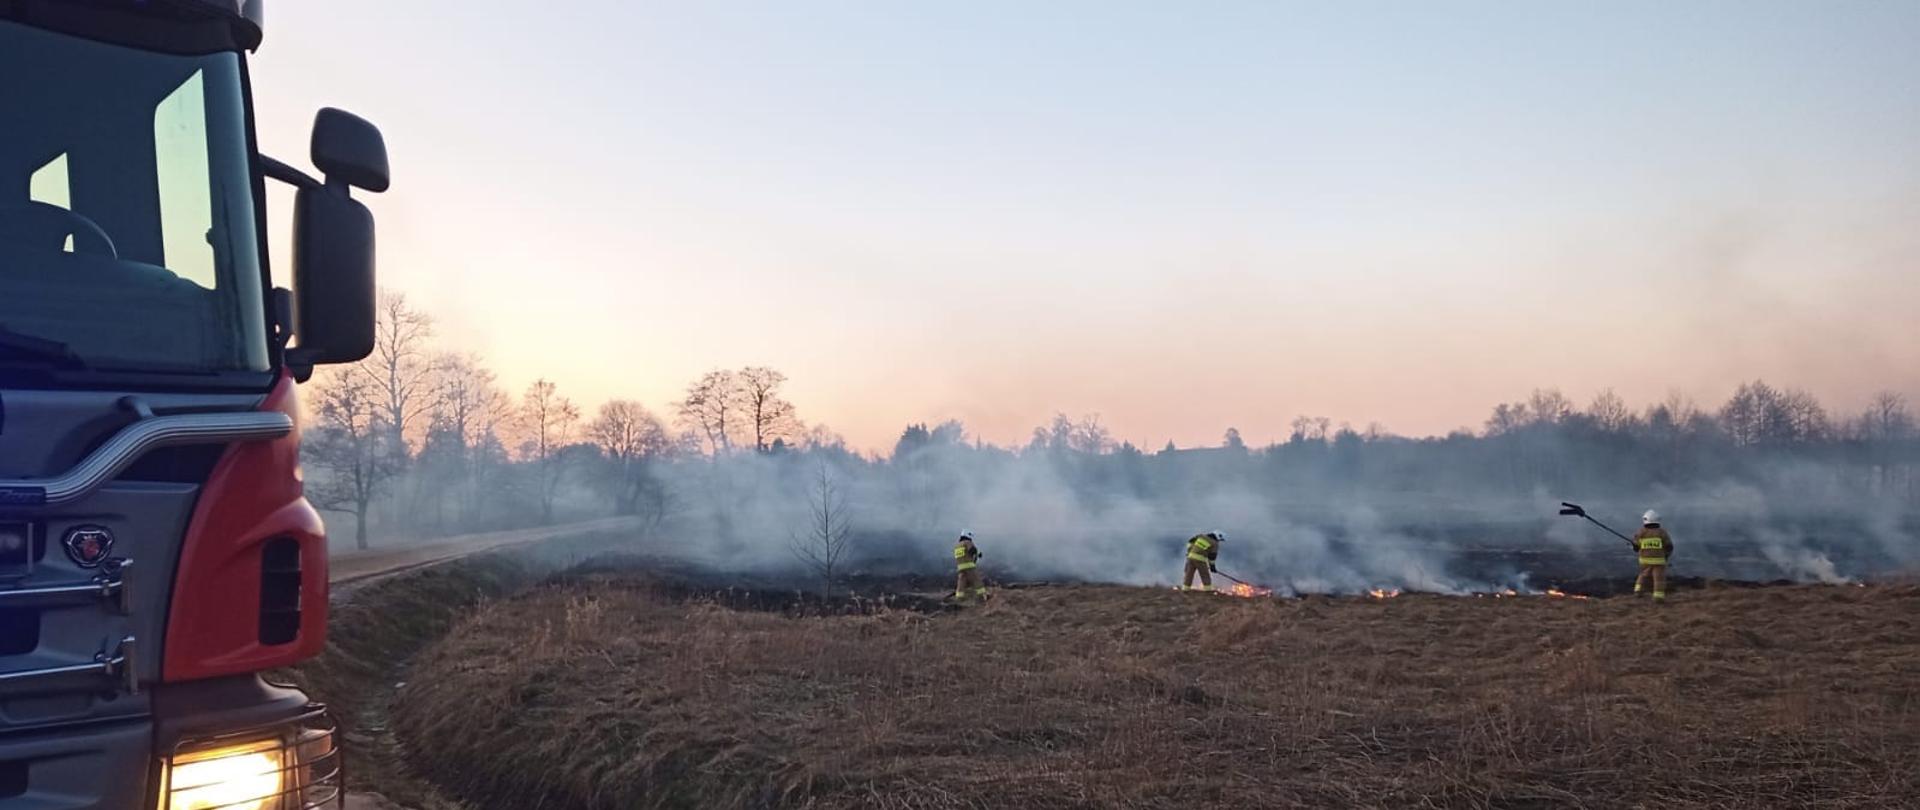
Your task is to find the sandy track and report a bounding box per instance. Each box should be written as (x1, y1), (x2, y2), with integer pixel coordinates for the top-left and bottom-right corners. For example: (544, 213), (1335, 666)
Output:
(328, 517), (640, 591)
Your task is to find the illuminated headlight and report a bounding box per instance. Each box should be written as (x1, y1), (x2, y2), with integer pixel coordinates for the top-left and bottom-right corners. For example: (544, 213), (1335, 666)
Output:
(157, 709), (342, 810)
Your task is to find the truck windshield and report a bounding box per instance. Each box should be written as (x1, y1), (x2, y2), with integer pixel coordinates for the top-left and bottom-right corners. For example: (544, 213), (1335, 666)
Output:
(0, 20), (268, 376)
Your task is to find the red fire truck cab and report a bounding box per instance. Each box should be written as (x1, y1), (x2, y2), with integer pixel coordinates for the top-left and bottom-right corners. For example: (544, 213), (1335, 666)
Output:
(1, 1), (385, 807)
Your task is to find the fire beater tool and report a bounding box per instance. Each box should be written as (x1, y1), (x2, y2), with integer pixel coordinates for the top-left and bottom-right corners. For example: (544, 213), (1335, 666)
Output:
(1558, 502), (1637, 550)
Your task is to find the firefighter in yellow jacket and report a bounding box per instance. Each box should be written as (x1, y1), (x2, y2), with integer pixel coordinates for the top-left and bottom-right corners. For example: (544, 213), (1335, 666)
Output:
(1182, 531), (1225, 591)
(953, 531), (988, 602)
(1632, 510), (1675, 601)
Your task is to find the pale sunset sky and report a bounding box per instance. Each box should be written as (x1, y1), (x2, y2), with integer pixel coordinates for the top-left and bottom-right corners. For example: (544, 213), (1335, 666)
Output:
(250, 1), (1920, 452)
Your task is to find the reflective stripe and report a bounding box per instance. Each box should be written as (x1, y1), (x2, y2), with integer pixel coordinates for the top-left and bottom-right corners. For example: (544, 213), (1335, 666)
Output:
(1639, 538), (1666, 551)
(1639, 558), (1668, 567)
(1188, 552), (1211, 562)
(955, 544), (977, 570)
(956, 562), (977, 571)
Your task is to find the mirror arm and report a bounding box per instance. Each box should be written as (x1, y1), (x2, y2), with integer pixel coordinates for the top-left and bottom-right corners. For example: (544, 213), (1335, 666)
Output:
(262, 155), (326, 383)
(260, 154), (323, 191)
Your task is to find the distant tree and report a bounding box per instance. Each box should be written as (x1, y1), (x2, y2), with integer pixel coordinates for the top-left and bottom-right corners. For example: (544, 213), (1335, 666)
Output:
(304, 367), (402, 550)
(789, 460), (854, 598)
(1289, 415), (1332, 444)
(1779, 388), (1830, 443)
(894, 423), (933, 459)
(423, 352), (511, 526)
(519, 379), (581, 523)
(1722, 380), (1791, 446)
(369, 292), (437, 454)
(1223, 427), (1247, 452)
(1484, 402), (1527, 437)
(586, 399), (670, 515)
(738, 366), (800, 453)
(1859, 391), (1913, 440)
(676, 369), (741, 456)
(1526, 389), (1573, 426)
(804, 424), (849, 452)
(1032, 413), (1114, 455)
(1587, 389), (1635, 433)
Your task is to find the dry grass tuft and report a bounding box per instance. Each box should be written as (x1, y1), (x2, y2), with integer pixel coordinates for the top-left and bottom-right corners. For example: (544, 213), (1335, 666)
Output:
(394, 580), (1920, 809)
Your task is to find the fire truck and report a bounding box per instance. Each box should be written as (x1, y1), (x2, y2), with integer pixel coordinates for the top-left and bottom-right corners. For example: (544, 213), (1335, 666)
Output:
(2, 1), (384, 807)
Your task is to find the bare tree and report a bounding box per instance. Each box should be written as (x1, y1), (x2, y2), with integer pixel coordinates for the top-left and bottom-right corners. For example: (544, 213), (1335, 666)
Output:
(1289, 415), (1332, 444)
(1526, 388), (1573, 426)
(789, 460), (854, 598)
(303, 367), (402, 550)
(738, 366), (801, 453)
(1031, 413), (1115, 454)
(587, 399), (671, 515)
(519, 379), (581, 524)
(419, 353), (512, 530)
(369, 292), (437, 454)
(1861, 391), (1913, 441)
(1484, 402), (1526, 437)
(676, 369), (741, 457)
(804, 424), (848, 452)
(1779, 388), (1831, 442)
(1587, 388), (1634, 433)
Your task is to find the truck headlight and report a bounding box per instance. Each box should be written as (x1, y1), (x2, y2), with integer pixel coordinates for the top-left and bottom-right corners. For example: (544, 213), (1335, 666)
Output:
(158, 708), (342, 810)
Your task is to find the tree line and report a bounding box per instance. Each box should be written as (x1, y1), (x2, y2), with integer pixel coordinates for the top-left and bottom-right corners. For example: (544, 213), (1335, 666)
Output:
(302, 294), (1919, 556)
(301, 293), (818, 549)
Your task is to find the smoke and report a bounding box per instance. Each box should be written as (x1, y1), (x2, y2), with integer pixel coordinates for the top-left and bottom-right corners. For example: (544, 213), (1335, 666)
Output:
(613, 423), (1917, 594)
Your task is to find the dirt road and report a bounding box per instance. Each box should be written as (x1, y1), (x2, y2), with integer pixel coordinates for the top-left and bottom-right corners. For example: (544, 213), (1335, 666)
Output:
(329, 517), (641, 591)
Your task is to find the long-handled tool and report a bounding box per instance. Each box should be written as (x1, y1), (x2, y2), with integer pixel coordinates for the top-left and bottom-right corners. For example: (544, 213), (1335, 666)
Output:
(1211, 569), (1251, 586)
(1558, 502), (1637, 550)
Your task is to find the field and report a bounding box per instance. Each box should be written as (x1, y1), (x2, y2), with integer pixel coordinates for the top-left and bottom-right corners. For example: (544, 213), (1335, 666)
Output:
(392, 575), (1920, 809)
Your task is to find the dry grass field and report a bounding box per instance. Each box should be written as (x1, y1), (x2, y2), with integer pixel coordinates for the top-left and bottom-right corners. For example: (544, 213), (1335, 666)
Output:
(392, 576), (1920, 809)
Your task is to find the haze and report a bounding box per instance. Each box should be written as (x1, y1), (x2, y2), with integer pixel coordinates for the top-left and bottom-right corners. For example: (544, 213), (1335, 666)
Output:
(250, 0), (1920, 452)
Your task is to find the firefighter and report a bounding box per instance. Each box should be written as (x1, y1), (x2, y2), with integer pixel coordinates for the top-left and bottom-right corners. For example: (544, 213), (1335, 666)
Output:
(953, 531), (988, 602)
(1632, 510), (1675, 601)
(1182, 531), (1225, 591)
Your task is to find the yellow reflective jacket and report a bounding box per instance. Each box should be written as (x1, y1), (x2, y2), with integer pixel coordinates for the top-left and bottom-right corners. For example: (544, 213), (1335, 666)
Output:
(1187, 534), (1218, 563)
(954, 541), (980, 571)
(1634, 526), (1673, 565)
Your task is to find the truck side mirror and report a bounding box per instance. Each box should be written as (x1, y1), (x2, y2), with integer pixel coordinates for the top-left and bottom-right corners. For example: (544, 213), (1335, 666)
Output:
(311, 108), (389, 192)
(287, 108), (387, 368)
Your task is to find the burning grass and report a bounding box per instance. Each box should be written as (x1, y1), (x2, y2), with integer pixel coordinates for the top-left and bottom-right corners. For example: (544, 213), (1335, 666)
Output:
(394, 578), (1920, 809)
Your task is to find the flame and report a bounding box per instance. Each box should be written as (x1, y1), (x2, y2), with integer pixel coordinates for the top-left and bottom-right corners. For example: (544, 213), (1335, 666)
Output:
(1222, 582), (1273, 598)
(1543, 588), (1591, 600)
(1367, 588), (1402, 599)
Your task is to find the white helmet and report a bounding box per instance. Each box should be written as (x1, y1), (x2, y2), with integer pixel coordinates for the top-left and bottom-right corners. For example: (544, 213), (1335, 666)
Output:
(1642, 510), (1660, 525)
(1210, 531), (1227, 542)
(958, 531), (974, 542)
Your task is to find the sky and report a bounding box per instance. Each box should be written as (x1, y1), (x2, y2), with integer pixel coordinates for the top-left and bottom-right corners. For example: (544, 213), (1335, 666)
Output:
(248, 0), (1920, 453)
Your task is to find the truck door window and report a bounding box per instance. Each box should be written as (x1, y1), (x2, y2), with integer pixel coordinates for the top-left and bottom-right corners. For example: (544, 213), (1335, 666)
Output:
(27, 152), (73, 251)
(153, 69), (216, 289)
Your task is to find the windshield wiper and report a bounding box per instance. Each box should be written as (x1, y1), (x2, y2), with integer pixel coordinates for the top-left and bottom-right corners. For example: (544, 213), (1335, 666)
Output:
(0, 324), (87, 368)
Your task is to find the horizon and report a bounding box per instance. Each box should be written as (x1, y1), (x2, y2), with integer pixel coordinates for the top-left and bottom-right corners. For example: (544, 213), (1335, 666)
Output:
(250, 1), (1920, 453)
